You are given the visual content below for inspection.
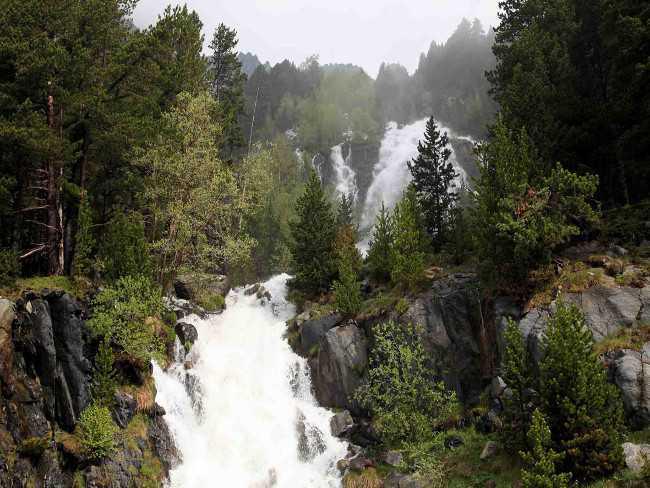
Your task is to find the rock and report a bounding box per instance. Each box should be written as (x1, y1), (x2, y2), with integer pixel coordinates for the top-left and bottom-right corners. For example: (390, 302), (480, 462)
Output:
(480, 441), (499, 460)
(351, 418), (381, 447)
(382, 450), (403, 467)
(296, 411), (326, 462)
(300, 313), (343, 354)
(444, 435), (464, 449)
(490, 376), (507, 398)
(175, 321), (198, 346)
(174, 272), (230, 300)
(112, 392), (137, 429)
(517, 308), (550, 367)
(349, 454), (374, 471)
(610, 348), (650, 426)
(330, 410), (354, 437)
(609, 244), (629, 257)
(148, 415), (179, 474)
(150, 403), (166, 417)
(336, 458), (350, 473)
(255, 286), (271, 301)
(384, 472), (426, 488)
(622, 442), (650, 473)
(401, 273), (484, 403)
(312, 322), (368, 411)
(0, 299), (15, 393)
(476, 410), (503, 434)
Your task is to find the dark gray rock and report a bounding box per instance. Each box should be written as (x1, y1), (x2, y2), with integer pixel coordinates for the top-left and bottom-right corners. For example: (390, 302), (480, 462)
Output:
(610, 346), (650, 426)
(148, 415), (179, 474)
(444, 435), (464, 449)
(175, 322), (198, 346)
(382, 450), (403, 467)
(622, 442), (650, 473)
(296, 410), (326, 462)
(312, 322), (368, 411)
(330, 410), (354, 437)
(300, 313), (343, 353)
(174, 273), (230, 300)
(112, 392), (138, 429)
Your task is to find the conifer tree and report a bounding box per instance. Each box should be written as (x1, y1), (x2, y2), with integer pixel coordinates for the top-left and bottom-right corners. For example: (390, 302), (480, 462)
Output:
(92, 339), (117, 406)
(540, 301), (625, 480)
(520, 409), (571, 488)
(73, 193), (95, 278)
(289, 171), (337, 294)
(407, 116), (458, 251)
(367, 202), (393, 282)
(390, 187), (429, 290)
(336, 193), (355, 229)
(501, 318), (535, 453)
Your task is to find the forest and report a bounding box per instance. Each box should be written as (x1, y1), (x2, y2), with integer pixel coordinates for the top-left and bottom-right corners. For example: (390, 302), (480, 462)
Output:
(0, 0), (649, 487)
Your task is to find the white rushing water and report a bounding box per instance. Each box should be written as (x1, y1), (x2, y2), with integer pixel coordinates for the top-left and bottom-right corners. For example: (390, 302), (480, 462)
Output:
(154, 275), (348, 488)
(360, 118), (467, 232)
(330, 144), (357, 200)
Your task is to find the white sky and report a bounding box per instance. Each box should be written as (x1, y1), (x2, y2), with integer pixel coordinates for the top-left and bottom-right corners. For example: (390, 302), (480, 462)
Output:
(133, 0), (500, 77)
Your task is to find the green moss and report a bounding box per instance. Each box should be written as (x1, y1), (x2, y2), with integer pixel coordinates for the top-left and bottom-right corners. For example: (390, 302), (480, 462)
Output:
(196, 291), (225, 312)
(593, 325), (650, 356)
(17, 436), (49, 457)
(1, 275), (83, 300)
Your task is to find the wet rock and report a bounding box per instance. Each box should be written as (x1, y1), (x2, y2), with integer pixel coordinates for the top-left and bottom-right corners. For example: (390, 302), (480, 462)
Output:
(330, 409), (354, 437)
(480, 440), (499, 460)
(349, 454), (374, 471)
(175, 322), (198, 346)
(112, 392), (137, 429)
(622, 442), (650, 473)
(382, 450), (403, 467)
(149, 415), (179, 474)
(300, 313), (343, 353)
(312, 322), (368, 411)
(174, 273), (230, 300)
(336, 458), (350, 473)
(444, 435), (464, 449)
(295, 411), (326, 462)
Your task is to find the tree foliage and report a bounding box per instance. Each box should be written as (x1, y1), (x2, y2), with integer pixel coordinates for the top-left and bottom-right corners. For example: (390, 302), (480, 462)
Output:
(366, 202), (394, 283)
(77, 403), (117, 460)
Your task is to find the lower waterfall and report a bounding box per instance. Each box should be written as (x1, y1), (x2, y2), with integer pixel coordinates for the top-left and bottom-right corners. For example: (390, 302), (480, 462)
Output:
(153, 274), (348, 487)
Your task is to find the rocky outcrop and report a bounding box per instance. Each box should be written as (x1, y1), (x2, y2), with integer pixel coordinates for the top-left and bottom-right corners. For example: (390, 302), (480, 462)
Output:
(608, 345), (650, 427)
(175, 322), (198, 347)
(300, 313), (343, 353)
(401, 273), (486, 403)
(173, 273), (230, 301)
(312, 322), (368, 411)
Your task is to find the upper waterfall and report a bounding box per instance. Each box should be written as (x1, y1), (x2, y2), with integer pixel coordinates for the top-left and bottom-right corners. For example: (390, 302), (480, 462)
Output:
(153, 275), (348, 487)
(330, 143), (358, 200)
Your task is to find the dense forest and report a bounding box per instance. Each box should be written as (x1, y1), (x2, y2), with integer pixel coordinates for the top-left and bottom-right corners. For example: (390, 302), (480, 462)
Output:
(1, 0), (649, 487)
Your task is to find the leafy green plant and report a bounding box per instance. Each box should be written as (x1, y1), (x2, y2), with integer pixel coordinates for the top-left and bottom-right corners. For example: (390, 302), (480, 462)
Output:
(77, 404), (118, 460)
(92, 339), (117, 405)
(355, 321), (457, 445)
(89, 275), (164, 363)
(520, 409), (570, 488)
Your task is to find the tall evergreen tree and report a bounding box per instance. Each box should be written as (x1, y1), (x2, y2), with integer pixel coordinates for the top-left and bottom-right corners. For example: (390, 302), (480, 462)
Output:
(289, 171), (337, 294)
(208, 23), (246, 158)
(336, 193), (355, 229)
(73, 192), (95, 278)
(407, 116), (458, 251)
(366, 202), (393, 282)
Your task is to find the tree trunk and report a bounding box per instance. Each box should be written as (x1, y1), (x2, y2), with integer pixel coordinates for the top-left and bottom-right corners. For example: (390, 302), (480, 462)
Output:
(46, 91), (64, 275)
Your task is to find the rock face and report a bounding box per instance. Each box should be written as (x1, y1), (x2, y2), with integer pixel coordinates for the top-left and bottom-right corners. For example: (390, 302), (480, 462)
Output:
(312, 322), (368, 411)
(300, 313), (343, 353)
(330, 410), (354, 437)
(175, 322), (198, 346)
(402, 273), (485, 403)
(173, 272), (230, 301)
(609, 345), (650, 427)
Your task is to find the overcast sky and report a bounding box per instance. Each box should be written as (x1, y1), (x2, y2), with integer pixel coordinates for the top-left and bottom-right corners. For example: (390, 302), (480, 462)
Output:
(133, 0), (500, 77)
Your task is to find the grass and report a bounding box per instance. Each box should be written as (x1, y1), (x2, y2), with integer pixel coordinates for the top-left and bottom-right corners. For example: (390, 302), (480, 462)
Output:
(593, 325), (650, 356)
(0, 275), (85, 300)
(195, 290), (225, 312)
(343, 468), (383, 488)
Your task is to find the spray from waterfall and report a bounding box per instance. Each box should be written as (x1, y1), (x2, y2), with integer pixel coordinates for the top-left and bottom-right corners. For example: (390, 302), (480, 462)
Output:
(153, 275), (347, 488)
(330, 144), (358, 201)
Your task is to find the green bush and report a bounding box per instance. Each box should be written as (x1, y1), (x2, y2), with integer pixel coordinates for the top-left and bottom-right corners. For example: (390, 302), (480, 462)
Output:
(355, 321), (457, 445)
(99, 212), (151, 282)
(89, 275), (164, 363)
(92, 339), (117, 405)
(366, 202), (393, 282)
(333, 224), (362, 316)
(520, 409), (570, 488)
(539, 301), (625, 480)
(0, 249), (19, 287)
(77, 404), (117, 460)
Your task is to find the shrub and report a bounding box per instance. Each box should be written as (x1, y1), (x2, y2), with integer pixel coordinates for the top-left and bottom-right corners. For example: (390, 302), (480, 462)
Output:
(99, 212), (151, 282)
(539, 301), (625, 480)
(92, 339), (117, 405)
(0, 249), (19, 287)
(520, 409), (570, 488)
(89, 275), (164, 363)
(355, 321), (457, 445)
(333, 224), (363, 316)
(77, 404), (117, 460)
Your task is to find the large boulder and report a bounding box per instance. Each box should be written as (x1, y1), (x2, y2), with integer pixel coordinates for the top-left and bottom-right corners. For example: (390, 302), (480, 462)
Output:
(401, 273), (485, 403)
(609, 345), (650, 427)
(622, 442), (650, 473)
(0, 299), (15, 393)
(175, 322), (198, 346)
(300, 313), (342, 353)
(312, 322), (368, 411)
(173, 273), (230, 301)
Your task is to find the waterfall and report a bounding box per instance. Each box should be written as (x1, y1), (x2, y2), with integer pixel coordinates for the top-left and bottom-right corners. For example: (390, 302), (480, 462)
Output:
(153, 275), (348, 488)
(360, 118), (467, 233)
(330, 144), (357, 200)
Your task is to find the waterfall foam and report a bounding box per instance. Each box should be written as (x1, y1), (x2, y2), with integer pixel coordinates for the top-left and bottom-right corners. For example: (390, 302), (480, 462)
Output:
(330, 144), (357, 200)
(360, 118), (467, 233)
(153, 274), (348, 487)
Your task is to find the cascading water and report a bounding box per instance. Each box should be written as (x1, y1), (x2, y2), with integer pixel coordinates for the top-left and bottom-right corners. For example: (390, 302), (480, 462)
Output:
(153, 275), (348, 487)
(360, 118), (467, 234)
(330, 144), (358, 199)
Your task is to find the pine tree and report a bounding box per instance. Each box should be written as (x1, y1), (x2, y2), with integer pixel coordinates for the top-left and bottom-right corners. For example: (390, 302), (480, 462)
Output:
(407, 116), (458, 251)
(93, 339), (117, 406)
(520, 409), (571, 488)
(336, 193), (355, 229)
(390, 187), (429, 291)
(366, 202), (393, 282)
(289, 171), (337, 294)
(73, 192), (95, 278)
(333, 233), (362, 316)
(208, 23), (246, 158)
(539, 301), (625, 480)
(501, 318), (535, 453)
